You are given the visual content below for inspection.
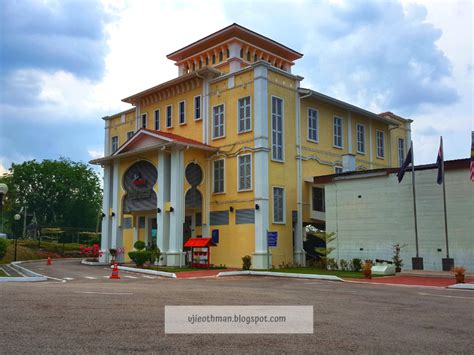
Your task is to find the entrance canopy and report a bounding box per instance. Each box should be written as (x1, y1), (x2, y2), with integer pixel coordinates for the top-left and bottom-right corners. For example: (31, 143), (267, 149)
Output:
(184, 238), (216, 248)
(90, 129), (217, 165)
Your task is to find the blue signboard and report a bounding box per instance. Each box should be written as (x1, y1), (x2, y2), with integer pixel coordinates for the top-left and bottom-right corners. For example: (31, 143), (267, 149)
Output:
(212, 229), (219, 244)
(267, 231), (278, 247)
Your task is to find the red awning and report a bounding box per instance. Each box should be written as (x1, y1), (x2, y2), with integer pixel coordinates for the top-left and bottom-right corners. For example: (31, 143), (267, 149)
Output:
(184, 238), (216, 247)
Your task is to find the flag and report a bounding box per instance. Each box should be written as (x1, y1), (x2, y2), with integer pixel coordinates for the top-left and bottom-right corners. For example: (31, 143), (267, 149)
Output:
(436, 137), (443, 185)
(397, 145), (412, 183)
(470, 131), (474, 182)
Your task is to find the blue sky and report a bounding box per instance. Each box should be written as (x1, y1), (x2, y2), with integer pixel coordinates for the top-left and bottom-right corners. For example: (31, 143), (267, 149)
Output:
(0, 0), (472, 174)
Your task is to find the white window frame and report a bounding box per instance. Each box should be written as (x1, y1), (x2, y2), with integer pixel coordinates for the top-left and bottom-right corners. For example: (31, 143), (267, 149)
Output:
(272, 186), (286, 224)
(212, 159), (225, 194)
(111, 136), (119, 153)
(376, 130), (385, 159)
(271, 96), (284, 162)
(333, 116), (343, 149)
(166, 105), (173, 128)
(334, 166), (343, 174)
(237, 96), (252, 134)
(356, 123), (366, 154)
(311, 186), (325, 212)
(154, 109), (160, 130)
(212, 104), (225, 139)
(126, 131), (134, 140)
(179, 100), (186, 125)
(141, 113), (147, 129)
(194, 95), (201, 121)
(307, 107), (319, 143)
(237, 154), (252, 192)
(398, 138), (405, 167)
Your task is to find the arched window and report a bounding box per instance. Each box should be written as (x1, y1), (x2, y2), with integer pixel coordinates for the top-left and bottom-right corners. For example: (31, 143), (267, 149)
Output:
(247, 51), (250, 61)
(219, 51), (223, 61)
(212, 54), (216, 64)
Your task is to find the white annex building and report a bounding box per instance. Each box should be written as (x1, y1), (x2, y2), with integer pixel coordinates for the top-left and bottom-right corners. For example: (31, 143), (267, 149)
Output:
(312, 159), (473, 271)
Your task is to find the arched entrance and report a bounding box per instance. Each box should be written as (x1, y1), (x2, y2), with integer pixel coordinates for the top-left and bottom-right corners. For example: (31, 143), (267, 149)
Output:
(184, 162), (203, 245)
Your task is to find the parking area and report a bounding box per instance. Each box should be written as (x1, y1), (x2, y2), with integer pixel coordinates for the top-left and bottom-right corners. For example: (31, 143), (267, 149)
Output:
(1, 260), (473, 353)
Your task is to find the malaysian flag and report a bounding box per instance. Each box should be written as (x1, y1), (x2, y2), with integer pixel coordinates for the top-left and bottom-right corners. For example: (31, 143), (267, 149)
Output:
(436, 137), (444, 185)
(397, 144), (413, 183)
(471, 131), (474, 182)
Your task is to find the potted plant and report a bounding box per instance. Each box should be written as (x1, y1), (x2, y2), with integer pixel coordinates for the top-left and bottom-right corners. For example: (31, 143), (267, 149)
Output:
(392, 243), (405, 272)
(242, 255), (252, 270)
(452, 266), (465, 284)
(362, 260), (372, 279)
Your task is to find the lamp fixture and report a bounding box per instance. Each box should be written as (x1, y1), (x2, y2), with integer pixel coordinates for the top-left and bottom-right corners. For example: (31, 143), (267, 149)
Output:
(255, 204), (260, 210)
(229, 206), (234, 212)
(169, 206), (174, 212)
(157, 208), (161, 214)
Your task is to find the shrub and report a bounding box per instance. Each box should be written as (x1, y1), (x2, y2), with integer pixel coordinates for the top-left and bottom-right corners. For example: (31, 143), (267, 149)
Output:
(79, 244), (103, 261)
(134, 240), (146, 251)
(339, 259), (349, 271)
(351, 258), (362, 272)
(242, 255), (252, 270)
(326, 258), (338, 271)
(128, 251), (150, 267)
(146, 244), (161, 264)
(0, 238), (9, 260)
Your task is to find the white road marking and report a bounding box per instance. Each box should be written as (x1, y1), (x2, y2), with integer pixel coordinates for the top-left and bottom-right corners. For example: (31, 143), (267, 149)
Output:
(124, 275), (137, 279)
(1, 267), (11, 276)
(103, 275), (110, 278)
(63, 277), (74, 281)
(142, 275), (156, 279)
(7, 264), (26, 277)
(418, 292), (474, 300)
(74, 291), (133, 295)
(85, 276), (97, 280)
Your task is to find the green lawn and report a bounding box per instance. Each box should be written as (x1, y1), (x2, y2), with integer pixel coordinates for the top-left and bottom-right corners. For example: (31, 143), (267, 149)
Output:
(0, 240), (83, 264)
(269, 267), (381, 279)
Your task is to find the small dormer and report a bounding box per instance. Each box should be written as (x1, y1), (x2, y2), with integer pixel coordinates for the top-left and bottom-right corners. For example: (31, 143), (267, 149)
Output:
(166, 23), (303, 76)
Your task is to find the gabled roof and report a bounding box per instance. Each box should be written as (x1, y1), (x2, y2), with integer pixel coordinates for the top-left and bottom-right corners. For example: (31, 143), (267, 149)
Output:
(89, 129), (217, 165)
(167, 23), (303, 63)
(298, 88), (397, 126)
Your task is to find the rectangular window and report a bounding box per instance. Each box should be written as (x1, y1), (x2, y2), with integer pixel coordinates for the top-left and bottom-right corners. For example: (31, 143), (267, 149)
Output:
(398, 138), (405, 167)
(335, 166), (343, 174)
(238, 154), (252, 191)
(273, 187), (285, 223)
(271, 96), (284, 161)
(312, 187), (325, 212)
(141, 113), (147, 129)
(376, 130), (385, 158)
(238, 96), (251, 133)
(111, 136), (118, 153)
(179, 101), (186, 124)
(210, 211), (229, 225)
(212, 104), (225, 139)
(357, 124), (365, 153)
(194, 96), (201, 120)
(235, 209), (255, 224)
(154, 109), (160, 130)
(308, 108), (318, 142)
(333, 116), (343, 148)
(126, 131), (134, 140)
(166, 105), (172, 128)
(213, 159), (225, 193)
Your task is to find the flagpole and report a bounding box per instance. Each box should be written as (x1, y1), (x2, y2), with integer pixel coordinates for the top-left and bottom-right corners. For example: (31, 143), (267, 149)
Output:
(410, 140), (419, 258)
(440, 137), (450, 259)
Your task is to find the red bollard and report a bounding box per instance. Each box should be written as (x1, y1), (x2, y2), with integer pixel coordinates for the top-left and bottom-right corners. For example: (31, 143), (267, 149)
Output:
(47, 256), (52, 266)
(110, 262), (120, 279)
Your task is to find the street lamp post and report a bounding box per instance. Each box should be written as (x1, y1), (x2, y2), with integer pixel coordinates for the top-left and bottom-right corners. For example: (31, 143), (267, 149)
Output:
(14, 214), (21, 261)
(0, 183), (8, 234)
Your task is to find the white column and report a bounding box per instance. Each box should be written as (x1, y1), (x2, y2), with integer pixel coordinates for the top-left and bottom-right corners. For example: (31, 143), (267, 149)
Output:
(157, 150), (171, 265)
(100, 165), (112, 263)
(253, 62), (271, 269)
(167, 148), (185, 266)
(347, 111), (353, 154)
(111, 162), (120, 250)
(144, 217), (151, 245)
(294, 84), (305, 266)
(369, 120), (373, 168)
(228, 42), (242, 73)
(133, 216), (138, 245)
(202, 79), (210, 144)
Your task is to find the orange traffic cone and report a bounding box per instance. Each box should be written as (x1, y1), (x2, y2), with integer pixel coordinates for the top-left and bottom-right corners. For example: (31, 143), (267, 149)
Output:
(47, 256), (52, 266)
(110, 262), (120, 279)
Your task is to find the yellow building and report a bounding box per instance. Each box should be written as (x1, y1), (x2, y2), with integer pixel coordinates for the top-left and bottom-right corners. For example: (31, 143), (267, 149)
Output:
(90, 24), (411, 268)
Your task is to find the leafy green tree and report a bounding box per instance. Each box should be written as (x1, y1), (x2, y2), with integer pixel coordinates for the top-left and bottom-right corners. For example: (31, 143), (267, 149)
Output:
(0, 158), (102, 235)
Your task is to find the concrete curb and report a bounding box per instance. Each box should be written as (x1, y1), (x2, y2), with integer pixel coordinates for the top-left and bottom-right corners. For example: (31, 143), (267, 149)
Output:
(217, 270), (344, 282)
(81, 259), (108, 266)
(0, 261), (48, 282)
(116, 265), (177, 279)
(447, 283), (474, 290)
